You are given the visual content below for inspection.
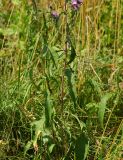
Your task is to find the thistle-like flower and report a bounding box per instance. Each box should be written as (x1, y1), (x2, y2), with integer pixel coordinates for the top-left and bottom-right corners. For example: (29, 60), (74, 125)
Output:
(51, 11), (59, 20)
(71, 0), (83, 10)
(77, 0), (83, 5)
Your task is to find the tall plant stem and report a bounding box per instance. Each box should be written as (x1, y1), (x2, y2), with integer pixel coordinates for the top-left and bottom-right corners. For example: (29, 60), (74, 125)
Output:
(61, 1), (68, 113)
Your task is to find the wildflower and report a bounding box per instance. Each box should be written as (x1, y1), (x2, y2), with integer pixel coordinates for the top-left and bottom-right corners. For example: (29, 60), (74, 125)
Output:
(71, 0), (83, 10)
(51, 11), (59, 20)
(71, 0), (78, 10)
(77, 0), (83, 5)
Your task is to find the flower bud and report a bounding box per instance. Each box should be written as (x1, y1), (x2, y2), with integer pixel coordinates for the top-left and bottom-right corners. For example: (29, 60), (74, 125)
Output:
(51, 11), (59, 19)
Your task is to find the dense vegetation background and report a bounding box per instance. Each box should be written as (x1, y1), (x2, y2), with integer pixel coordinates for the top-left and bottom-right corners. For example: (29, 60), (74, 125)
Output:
(0, 0), (123, 159)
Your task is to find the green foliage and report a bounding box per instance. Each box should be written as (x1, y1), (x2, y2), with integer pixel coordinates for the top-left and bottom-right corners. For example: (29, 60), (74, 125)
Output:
(44, 89), (53, 127)
(65, 68), (77, 109)
(97, 93), (113, 129)
(74, 132), (89, 160)
(0, 0), (123, 160)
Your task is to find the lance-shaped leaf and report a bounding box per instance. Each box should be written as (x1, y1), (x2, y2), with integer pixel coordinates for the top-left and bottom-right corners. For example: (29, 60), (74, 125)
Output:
(98, 93), (113, 128)
(44, 89), (53, 128)
(74, 132), (89, 160)
(67, 40), (76, 64)
(65, 68), (77, 109)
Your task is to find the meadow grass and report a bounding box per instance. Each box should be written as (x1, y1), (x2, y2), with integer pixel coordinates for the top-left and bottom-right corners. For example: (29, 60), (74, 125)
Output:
(0, 0), (123, 159)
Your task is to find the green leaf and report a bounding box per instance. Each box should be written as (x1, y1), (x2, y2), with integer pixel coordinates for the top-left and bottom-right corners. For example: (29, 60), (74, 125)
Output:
(98, 93), (113, 128)
(24, 116), (52, 154)
(65, 68), (77, 108)
(71, 113), (86, 130)
(74, 132), (89, 160)
(0, 28), (15, 36)
(48, 47), (57, 68)
(91, 79), (102, 96)
(0, 49), (11, 57)
(48, 144), (55, 153)
(24, 141), (32, 155)
(67, 41), (76, 64)
(45, 89), (53, 127)
(12, 0), (20, 5)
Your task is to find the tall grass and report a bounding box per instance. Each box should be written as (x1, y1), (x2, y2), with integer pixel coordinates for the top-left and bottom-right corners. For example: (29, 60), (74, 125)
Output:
(0, 0), (123, 159)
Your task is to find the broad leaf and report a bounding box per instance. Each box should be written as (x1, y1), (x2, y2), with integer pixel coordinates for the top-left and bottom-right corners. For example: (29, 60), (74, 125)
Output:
(98, 93), (112, 128)
(74, 132), (89, 160)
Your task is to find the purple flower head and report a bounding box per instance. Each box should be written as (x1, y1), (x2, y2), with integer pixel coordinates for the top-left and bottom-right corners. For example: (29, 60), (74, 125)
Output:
(51, 11), (59, 19)
(72, 0), (77, 5)
(71, 0), (79, 10)
(71, 0), (83, 10)
(77, 0), (83, 4)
